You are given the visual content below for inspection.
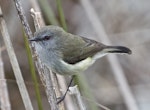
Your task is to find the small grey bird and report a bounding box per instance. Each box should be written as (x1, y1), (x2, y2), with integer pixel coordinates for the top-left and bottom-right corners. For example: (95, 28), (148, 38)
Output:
(30, 25), (131, 75)
(29, 25), (131, 103)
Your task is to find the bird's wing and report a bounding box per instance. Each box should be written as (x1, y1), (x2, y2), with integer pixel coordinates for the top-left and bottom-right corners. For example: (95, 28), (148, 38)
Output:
(62, 36), (105, 64)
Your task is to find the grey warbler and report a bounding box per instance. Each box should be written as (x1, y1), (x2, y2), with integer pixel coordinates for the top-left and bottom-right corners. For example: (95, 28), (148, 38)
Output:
(29, 25), (131, 103)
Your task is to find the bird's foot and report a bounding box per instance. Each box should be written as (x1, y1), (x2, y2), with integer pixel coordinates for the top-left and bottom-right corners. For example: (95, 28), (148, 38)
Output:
(56, 76), (75, 104)
(57, 94), (66, 104)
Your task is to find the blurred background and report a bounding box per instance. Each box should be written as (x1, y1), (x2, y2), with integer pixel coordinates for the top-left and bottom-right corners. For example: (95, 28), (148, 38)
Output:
(0, 0), (150, 110)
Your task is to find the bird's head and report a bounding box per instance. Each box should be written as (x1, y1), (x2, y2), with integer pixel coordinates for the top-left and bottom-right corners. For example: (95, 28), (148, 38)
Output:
(29, 26), (65, 50)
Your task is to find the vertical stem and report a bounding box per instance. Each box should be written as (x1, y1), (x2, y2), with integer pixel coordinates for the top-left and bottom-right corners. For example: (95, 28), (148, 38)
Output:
(13, 0), (59, 109)
(30, 9), (59, 110)
(56, 0), (67, 31)
(0, 9), (11, 109)
(38, 0), (59, 25)
(24, 35), (43, 110)
(0, 46), (11, 110)
(0, 7), (33, 110)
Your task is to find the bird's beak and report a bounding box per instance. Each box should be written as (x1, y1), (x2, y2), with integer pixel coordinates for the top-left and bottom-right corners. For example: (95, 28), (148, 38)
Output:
(29, 37), (40, 42)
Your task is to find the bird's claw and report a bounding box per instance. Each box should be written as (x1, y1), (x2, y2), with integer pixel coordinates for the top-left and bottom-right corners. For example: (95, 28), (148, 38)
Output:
(57, 95), (66, 104)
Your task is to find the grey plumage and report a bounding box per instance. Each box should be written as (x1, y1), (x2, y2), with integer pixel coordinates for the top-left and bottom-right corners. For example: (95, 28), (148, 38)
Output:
(29, 25), (131, 75)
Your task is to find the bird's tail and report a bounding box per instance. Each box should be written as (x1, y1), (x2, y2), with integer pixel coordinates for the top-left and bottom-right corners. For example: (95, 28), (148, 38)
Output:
(103, 46), (132, 54)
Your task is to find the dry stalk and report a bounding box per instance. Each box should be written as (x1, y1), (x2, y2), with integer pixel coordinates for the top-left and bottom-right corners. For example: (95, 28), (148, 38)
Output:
(0, 6), (33, 110)
(0, 8), (11, 109)
(13, 0), (59, 109)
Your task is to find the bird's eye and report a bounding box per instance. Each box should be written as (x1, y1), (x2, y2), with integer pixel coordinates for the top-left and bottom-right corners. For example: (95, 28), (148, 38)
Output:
(43, 36), (51, 40)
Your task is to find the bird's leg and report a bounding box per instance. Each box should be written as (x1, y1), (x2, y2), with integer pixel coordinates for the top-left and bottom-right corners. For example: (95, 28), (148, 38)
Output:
(57, 75), (75, 104)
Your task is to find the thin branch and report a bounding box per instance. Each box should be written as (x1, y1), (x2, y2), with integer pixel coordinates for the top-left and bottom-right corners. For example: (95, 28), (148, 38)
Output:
(0, 47), (11, 110)
(0, 46), (11, 110)
(12, 0), (59, 109)
(80, 0), (139, 110)
(13, 0), (33, 39)
(30, 8), (62, 110)
(0, 9), (11, 110)
(57, 75), (75, 110)
(69, 85), (86, 110)
(24, 34), (43, 110)
(30, 1), (74, 108)
(81, 97), (111, 110)
(0, 6), (33, 110)
(50, 73), (65, 110)
(30, 9), (44, 29)
(74, 74), (98, 110)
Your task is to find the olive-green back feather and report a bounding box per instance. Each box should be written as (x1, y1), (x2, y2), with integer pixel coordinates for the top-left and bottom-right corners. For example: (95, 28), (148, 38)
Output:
(60, 33), (105, 64)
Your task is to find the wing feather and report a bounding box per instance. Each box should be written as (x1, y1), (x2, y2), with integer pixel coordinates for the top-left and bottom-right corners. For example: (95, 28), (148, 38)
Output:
(62, 36), (105, 64)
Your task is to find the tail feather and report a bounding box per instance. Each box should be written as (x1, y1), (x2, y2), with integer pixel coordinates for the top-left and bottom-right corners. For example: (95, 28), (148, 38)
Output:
(104, 46), (132, 54)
